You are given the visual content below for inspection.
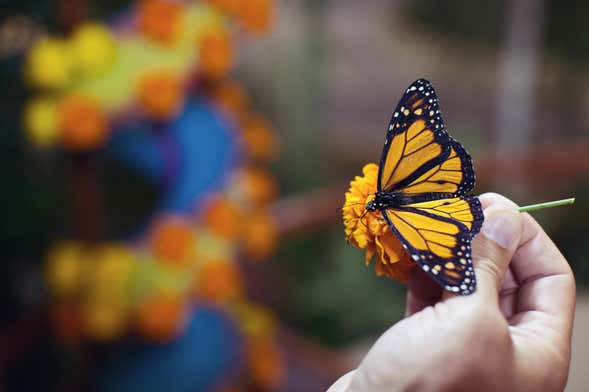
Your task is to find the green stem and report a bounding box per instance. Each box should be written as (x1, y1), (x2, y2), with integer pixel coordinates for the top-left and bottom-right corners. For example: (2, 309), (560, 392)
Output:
(518, 198), (576, 213)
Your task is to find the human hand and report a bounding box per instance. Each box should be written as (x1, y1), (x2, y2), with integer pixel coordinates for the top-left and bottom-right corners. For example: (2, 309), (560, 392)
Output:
(328, 193), (575, 392)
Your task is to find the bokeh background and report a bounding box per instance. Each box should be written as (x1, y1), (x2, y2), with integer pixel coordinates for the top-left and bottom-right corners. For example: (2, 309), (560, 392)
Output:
(1, 0), (589, 391)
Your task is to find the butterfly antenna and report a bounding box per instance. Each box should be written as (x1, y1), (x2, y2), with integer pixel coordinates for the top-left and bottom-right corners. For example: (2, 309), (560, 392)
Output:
(337, 201), (367, 213)
(359, 209), (370, 231)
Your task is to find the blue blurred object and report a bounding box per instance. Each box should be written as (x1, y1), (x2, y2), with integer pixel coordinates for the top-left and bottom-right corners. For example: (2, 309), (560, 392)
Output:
(101, 306), (243, 392)
(108, 100), (239, 214)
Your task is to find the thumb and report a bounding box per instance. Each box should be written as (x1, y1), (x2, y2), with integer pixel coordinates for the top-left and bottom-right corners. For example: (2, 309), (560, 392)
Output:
(472, 202), (523, 301)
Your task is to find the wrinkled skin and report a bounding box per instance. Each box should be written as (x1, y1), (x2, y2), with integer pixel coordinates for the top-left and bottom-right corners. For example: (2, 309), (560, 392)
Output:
(328, 193), (575, 392)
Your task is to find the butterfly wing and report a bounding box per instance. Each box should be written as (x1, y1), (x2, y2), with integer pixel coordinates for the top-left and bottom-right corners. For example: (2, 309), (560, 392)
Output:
(377, 79), (475, 197)
(381, 196), (483, 295)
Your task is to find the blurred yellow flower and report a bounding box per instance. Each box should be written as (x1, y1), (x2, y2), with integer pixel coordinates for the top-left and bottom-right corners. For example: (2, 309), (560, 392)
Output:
(198, 27), (234, 80)
(58, 93), (109, 151)
(70, 22), (117, 78)
(46, 242), (86, 298)
(92, 244), (136, 297)
(241, 114), (280, 161)
(343, 163), (414, 282)
(138, 0), (185, 44)
(23, 98), (59, 147)
(25, 37), (73, 90)
(82, 299), (129, 341)
(194, 260), (243, 302)
(136, 70), (184, 119)
(232, 301), (275, 339)
(149, 216), (195, 265)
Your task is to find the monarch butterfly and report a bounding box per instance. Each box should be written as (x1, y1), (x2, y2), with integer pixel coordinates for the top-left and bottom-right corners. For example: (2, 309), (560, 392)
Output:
(366, 79), (484, 295)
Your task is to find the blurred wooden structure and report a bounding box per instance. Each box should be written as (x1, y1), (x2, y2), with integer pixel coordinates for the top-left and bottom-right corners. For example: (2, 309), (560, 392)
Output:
(273, 140), (589, 237)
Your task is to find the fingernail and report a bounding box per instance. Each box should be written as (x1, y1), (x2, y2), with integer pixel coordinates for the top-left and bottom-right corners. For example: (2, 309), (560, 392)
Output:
(481, 210), (520, 249)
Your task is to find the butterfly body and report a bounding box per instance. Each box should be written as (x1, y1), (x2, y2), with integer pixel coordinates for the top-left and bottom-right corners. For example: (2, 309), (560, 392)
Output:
(366, 191), (456, 212)
(371, 79), (484, 295)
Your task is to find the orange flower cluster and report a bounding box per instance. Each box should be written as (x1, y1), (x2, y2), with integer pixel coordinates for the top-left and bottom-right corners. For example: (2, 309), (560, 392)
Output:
(58, 94), (109, 150)
(198, 27), (234, 80)
(343, 163), (415, 282)
(138, 0), (185, 44)
(136, 70), (184, 119)
(33, 1), (283, 389)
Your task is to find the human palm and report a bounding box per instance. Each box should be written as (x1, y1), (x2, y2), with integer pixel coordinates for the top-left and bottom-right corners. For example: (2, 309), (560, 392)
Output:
(329, 193), (575, 392)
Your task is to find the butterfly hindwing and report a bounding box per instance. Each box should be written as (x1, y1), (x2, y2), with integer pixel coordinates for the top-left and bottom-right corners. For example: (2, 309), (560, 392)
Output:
(381, 200), (479, 295)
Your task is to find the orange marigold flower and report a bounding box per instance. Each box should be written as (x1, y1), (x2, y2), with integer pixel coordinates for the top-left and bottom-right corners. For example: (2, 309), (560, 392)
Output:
(58, 94), (108, 151)
(343, 163), (414, 282)
(198, 27), (234, 80)
(246, 337), (284, 390)
(138, 0), (185, 44)
(136, 70), (184, 119)
(237, 0), (274, 35)
(201, 195), (243, 239)
(240, 210), (277, 260)
(149, 216), (195, 265)
(210, 80), (250, 125)
(135, 291), (187, 342)
(241, 114), (279, 161)
(230, 166), (278, 207)
(194, 260), (243, 302)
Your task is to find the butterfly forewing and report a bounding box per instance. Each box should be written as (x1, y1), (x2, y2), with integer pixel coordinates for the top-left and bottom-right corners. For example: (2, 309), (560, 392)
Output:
(378, 79), (476, 197)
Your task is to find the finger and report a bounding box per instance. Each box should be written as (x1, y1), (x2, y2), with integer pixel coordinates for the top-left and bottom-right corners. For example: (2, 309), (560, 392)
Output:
(406, 267), (442, 316)
(510, 213), (575, 326)
(498, 265), (519, 318)
(326, 370), (355, 392)
(471, 193), (523, 303)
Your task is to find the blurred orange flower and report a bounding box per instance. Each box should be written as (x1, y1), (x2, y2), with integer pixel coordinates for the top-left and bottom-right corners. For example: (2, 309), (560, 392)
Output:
(198, 27), (234, 80)
(58, 94), (108, 150)
(136, 70), (184, 119)
(195, 260), (243, 302)
(135, 291), (186, 342)
(247, 337), (284, 390)
(210, 80), (250, 125)
(237, 0), (274, 35)
(138, 0), (185, 44)
(150, 217), (195, 265)
(342, 163), (414, 282)
(241, 114), (279, 161)
(201, 195), (243, 239)
(230, 166), (277, 207)
(241, 210), (277, 260)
